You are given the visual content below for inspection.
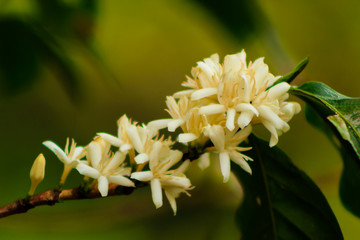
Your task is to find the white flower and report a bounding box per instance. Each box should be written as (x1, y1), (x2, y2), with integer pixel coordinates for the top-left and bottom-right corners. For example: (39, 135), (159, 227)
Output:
(98, 114), (135, 153)
(173, 53), (222, 99)
(43, 138), (85, 183)
(179, 50), (301, 146)
(76, 137), (135, 197)
(126, 123), (161, 164)
(131, 143), (192, 215)
(148, 96), (191, 132)
(204, 125), (253, 182)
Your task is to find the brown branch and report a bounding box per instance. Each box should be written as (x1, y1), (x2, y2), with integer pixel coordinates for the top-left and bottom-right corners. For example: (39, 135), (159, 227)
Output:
(0, 183), (142, 218)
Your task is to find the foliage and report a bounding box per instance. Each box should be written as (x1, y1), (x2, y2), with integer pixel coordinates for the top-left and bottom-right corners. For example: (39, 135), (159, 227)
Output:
(233, 135), (343, 240)
(291, 82), (360, 217)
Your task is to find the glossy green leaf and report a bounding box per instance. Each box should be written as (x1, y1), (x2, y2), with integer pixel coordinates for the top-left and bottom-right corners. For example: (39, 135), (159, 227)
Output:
(233, 135), (343, 240)
(291, 82), (360, 217)
(268, 57), (309, 90)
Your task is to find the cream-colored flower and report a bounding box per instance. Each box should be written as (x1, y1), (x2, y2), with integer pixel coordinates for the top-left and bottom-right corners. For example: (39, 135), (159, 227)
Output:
(148, 96), (191, 132)
(131, 142), (192, 215)
(99, 114), (162, 165)
(173, 54), (222, 100)
(126, 123), (161, 164)
(181, 50), (300, 146)
(76, 137), (134, 197)
(98, 114), (135, 153)
(43, 138), (85, 183)
(204, 125), (253, 182)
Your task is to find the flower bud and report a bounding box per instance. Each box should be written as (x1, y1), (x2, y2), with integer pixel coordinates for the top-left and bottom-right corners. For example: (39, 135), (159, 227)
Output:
(28, 153), (46, 195)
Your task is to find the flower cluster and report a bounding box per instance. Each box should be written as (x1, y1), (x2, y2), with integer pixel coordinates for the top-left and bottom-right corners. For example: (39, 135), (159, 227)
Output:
(43, 115), (192, 214)
(149, 50), (300, 182)
(37, 50), (301, 215)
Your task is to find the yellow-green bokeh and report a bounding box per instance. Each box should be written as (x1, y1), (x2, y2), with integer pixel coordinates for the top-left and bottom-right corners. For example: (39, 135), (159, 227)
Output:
(0, 0), (359, 239)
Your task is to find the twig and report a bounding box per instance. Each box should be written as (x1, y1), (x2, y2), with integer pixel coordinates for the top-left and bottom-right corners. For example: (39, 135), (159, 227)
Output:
(0, 183), (143, 218)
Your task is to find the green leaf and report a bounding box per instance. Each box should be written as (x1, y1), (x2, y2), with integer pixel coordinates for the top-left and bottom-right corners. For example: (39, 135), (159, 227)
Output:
(268, 57), (309, 90)
(233, 135), (343, 240)
(291, 82), (360, 217)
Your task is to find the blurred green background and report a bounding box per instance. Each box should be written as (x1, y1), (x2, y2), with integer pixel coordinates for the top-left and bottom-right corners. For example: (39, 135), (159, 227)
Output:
(0, 0), (359, 239)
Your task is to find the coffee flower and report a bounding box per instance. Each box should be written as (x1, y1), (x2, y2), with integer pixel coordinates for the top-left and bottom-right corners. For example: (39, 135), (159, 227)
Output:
(76, 137), (135, 197)
(43, 138), (85, 183)
(204, 125), (253, 182)
(131, 141), (192, 215)
(159, 50), (300, 147)
(98, 115), (136, 153)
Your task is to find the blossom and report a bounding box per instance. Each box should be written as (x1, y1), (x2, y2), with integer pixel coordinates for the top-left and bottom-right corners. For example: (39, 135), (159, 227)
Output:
(195, 50), (300, 146)
(204, 125), (253, 182)
(149, 50), (302, 167)
(43, 138), (85, 183)
(76, 137), (135, 197)
(97, 115), (135, 153)
(131, 141), (192, 215)
(148, 96), (191, 133)
(173, 53), (222, 99)
(99, 114), (161, 165)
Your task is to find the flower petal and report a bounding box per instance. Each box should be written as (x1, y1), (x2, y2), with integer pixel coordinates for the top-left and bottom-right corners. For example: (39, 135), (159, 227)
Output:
(233, 125), (252, 142)
(120, 144), (133, 152)
(204, 125), (225, 152)
(267, 82), (290, 100)
(164, 150), (183, 170)
(151, 178), (163, 209)
(173, 89), (194, 98)
(43, 141), (67, 163)
(237, 111), (254, 129)
(178, 133), (198, 143)
(263, 120), (279, 147)
(126, 125), (144, 153)
(235, 103), (259, 116)
(219, 151), (231, 183)
(88, 141), (102, 168)
(108, 175), (135, 187)
(76, 163), (100, 179)
(74, 147), (85, 159)
(257, 105), (286, 130)
(97, 133), (123, 147)
(191, 88), (217, 100)
(164, 188), (179, 216)
(147, 119), (172, 131)
(131, 171), (154, 182)
(198, 152), (210, 170)
(103, 151), (126, 173)
(230, 154), (252, 174)
(168, 119), (185, 132)
(197, 61), (214, 79)
(161, 176), (191, 188)
(176, 159), (190, 173)
(98, 176), (109, 197)
(135, 153), (149, 164)
(226, 108), (236, 131)
(199, 104), (226, 115)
